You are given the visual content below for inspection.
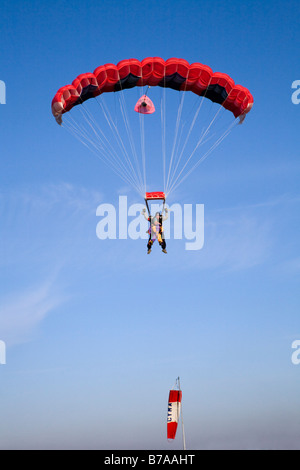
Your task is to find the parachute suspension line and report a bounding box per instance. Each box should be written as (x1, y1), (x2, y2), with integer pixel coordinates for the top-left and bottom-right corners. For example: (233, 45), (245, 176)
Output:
(62, 112), (129, 181)
(95, 95), (145, 196)
(138, 91), (147, 195)
(92, 96), (143, 193)
(165, 90), (186, 194)
(77, 102), (143, 194)
(165, 93), (207, 195)
(144, 85), (151, 97)
(164, 73), (214, 196)
(137, 70), (147, 195)
(63, 115), (143, 194)
(97, 94), (144, 195)
(165, 89), (235, 197)
(164, 71), (191, 195)
(167, 117), (239, 196)
(64, 97), (144, 196)
(78, 103), (140, 185)
(62, 115), (144, 196)
(117, 88), (145, 193)
(161, 77), (167, 193)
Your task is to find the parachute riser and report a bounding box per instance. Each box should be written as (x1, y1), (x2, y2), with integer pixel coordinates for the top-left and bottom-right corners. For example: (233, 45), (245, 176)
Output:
(176, 376), (186, 451)
(145, 198), (151, 218)
(144, 191), (166, 218)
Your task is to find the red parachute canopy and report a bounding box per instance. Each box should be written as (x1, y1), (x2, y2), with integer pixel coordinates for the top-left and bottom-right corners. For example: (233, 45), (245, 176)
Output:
(167, 389), (182, 440)
(51, 57), (253, 125)
(51, 58), (253, 199)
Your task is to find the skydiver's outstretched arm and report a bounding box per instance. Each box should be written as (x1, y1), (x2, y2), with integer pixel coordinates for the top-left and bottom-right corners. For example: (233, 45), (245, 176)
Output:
(142, 207), (149, 221)
(142, 206), (167, 221)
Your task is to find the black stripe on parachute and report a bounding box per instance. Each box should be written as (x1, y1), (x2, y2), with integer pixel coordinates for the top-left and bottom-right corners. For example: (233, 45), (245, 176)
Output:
(74, 73), (229, 107)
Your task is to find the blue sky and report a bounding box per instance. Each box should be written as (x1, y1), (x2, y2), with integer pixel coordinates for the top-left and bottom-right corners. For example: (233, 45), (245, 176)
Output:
(0, 0), (300, 450)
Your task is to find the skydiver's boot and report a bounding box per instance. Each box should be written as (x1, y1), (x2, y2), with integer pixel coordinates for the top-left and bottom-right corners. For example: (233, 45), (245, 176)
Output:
(147, 248), (152, 254)
(160, 240), (167, 254)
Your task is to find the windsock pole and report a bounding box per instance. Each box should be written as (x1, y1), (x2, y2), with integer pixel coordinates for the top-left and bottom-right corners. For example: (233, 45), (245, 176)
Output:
(177, 377), (186, 450)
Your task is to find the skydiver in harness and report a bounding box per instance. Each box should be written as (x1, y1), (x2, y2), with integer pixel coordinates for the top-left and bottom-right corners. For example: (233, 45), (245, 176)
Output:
(142, 207), (168, 254)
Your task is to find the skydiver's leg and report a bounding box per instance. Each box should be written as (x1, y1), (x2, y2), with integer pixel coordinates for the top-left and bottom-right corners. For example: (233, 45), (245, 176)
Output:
(161, 239), (167, 253)
(147, 237), (153, 254)
(159, 228), (167, 253)
(148, 227), (158, 253)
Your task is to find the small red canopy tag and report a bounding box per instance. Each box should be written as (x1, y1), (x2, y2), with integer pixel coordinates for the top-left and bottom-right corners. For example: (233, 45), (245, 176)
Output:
(134, 95), (155, 114)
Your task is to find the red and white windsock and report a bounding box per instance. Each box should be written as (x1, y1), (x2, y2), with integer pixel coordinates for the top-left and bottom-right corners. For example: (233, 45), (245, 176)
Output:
(167, 389), (182, 440)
